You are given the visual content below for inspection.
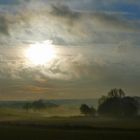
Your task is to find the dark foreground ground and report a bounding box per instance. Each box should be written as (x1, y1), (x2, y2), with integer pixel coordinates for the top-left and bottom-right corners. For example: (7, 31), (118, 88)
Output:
(0, 117), (140, 140)
(0, 108), (140, 140)
(0, 125), (139, 140)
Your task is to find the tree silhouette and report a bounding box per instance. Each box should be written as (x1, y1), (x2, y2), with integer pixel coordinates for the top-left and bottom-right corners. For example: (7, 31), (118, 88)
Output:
(98, 89), (138, 117)
(80, 104), (96, 116)
(98, 95), (107, 105)
(118, 89), (125, 98)
(32, 99), (46, 110)
(23, 102), (32, 111)
(108, 88), (125, 98)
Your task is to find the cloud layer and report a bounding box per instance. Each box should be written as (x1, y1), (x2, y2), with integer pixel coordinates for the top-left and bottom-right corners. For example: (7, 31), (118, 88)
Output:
(0, 0), (140, 99)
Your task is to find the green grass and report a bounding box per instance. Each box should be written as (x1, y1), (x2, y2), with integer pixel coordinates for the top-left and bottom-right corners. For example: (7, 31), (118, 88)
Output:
(0, 108), (140, 140)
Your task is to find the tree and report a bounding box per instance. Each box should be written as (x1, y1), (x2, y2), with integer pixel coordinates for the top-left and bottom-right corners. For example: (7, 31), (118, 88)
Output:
(98, 97), (123, 116)
(32, 99), (46, 110)
(98, 95), (107, 105)
(90, 106), (96, 116)
(23, 102), (32, 111)
(118, 89), (125, 98)
(108, 88), (125, 98)
(80, 104), (96, 116)
(122, 97), (138, 116)
(98, 89), (138, 117)
(108, 88), (117, 98)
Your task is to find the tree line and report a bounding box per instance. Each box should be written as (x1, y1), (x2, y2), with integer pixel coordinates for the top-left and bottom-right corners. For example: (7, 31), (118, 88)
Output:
(23, 99), (58, 110)
(80, 88), (139, 117)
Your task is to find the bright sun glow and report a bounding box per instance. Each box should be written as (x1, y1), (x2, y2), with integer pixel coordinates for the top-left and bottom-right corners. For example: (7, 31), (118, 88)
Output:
(25, 40), (56, 65)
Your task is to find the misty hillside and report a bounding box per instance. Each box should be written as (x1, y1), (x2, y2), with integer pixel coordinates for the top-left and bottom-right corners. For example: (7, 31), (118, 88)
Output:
(49, 99), (98, 108)
(0, 101), (57, 109)
(0, 99), (98, 109)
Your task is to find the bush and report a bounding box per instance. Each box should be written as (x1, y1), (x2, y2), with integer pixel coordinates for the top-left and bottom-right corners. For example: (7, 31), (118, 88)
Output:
(80, 104), (96, 116)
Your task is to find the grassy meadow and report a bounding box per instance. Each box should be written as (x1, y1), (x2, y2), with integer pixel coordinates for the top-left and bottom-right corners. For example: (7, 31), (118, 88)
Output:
(0, 107), (140, 140)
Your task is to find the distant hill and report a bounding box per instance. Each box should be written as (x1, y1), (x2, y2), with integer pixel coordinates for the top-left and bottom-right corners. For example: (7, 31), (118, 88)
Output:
(0, 101), (58, 109)
(47, 99), (98, 108)
(0, 99), (98, 109)
(0, 101), (27, 108)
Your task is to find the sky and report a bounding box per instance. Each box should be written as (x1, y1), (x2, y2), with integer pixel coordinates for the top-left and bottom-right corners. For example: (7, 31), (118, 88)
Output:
(0, 0), (140, 100)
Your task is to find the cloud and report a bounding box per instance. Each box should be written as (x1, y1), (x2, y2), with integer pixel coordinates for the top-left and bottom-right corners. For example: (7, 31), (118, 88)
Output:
(0, 0), (19, 5)
(0, 16), (9, 35)
(49, 4), (140, 32)
(90, 12), (140, 32)
(0, 43), (140, 99)
(0, 0), (140, 99)
(50, 4), (80, 20)
(0, 2), (139, 46)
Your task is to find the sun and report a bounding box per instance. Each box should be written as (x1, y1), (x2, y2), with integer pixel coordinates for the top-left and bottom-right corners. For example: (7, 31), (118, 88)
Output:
(25, 40), (56, 65)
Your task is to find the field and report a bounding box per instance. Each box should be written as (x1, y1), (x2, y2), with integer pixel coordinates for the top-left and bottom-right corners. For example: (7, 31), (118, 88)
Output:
(0, 108), (140, 140)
